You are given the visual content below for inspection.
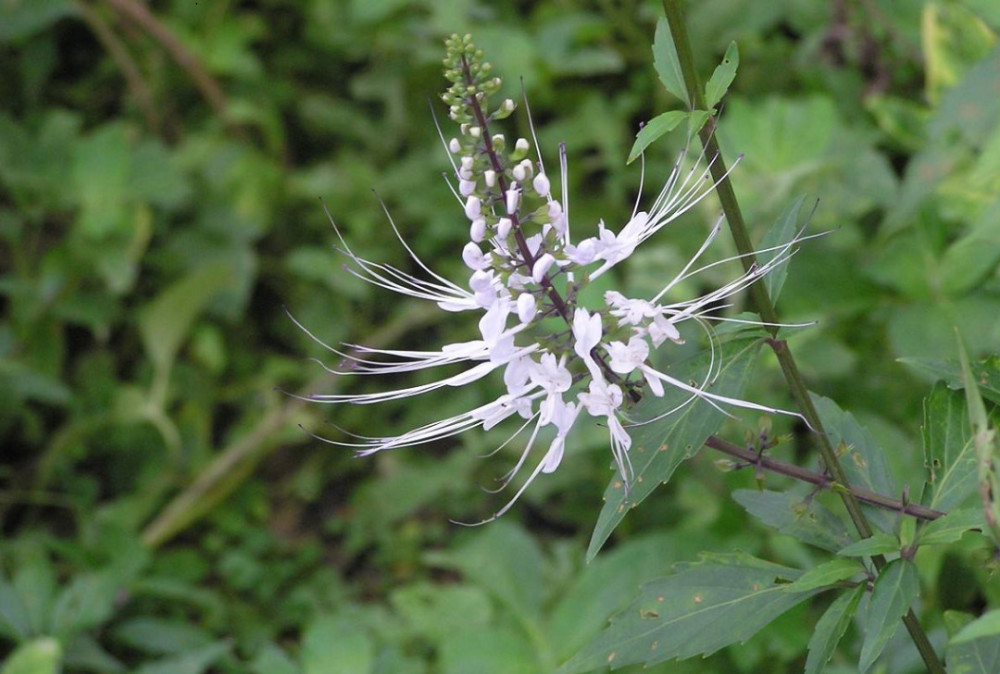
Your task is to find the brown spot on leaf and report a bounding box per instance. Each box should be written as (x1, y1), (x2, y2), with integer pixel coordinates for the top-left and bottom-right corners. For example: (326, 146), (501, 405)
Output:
(694, 594), (702, 603)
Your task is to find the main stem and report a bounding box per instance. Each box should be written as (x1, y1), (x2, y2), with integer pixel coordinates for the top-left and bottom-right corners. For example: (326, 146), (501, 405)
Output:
(660, 2), (944, 672)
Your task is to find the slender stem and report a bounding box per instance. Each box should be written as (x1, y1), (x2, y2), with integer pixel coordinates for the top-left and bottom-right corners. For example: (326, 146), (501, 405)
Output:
(103, 0), (241, 135)
(703, 436), (945, 521)
(661, 3), (945, 672)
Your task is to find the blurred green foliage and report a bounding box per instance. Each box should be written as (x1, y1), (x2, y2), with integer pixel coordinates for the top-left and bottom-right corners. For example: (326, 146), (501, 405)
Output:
(1, 0), (999, 672)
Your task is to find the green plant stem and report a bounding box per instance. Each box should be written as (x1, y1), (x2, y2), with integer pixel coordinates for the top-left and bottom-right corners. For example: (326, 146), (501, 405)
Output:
(702, 436), (945, 521)
(661, 2), (945, 672)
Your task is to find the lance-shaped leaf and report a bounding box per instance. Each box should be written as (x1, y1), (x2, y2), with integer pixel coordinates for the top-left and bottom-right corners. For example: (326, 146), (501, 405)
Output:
(705, 42), (739, 109)
(837, 532), (900, 558)
(810, 394), (898, 533)
(859, 559), (920, 672)
(587, 337), (762, 560)
(652, 18), (689, 107)
(805, 584), (866, 674)
(783, 558), (863, 594)
(923, 382), (977, 511)
(733, 489), (853, 552)
(917, 508), (984, 546)
(758, 195), (811, 306)
(627, 111), (687, 164)
(556, 555), (820, 672)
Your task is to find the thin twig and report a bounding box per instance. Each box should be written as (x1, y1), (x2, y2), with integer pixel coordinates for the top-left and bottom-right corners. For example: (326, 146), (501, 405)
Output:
(102, 0), (239, 133)
(77, 0), (160, 131)
(703, 435), (945, 522)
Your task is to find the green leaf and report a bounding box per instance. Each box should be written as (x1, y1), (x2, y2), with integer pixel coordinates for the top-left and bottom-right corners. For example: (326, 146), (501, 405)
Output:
(952, 610), (1000, 645)
(0, 577), (32, 641)
(425, 521), (545, 621)
(918, 508), (984, 546)
(133, 642), (230, 674)
(859, 559), (920, 672)
(923, 383), (978, 511)
(782, 558), (863, 593)
(758, 195), (811, 305)
(810, 394), (898, 533)
(705, 41), (739, 108)
(0, 638), (62, 674)
(947, 610), (1000, 674)
(732, 489), (853, 552)
(900, 355), (1000, 405)
(627, 111), (687, 164)
(587, 337), (763, 560)
(439, 625), (537, 674)
(947, 635), (1000, 674)
(138, 263), (234, 376)
(112, 617), (214, 656)
(556, 557), (819, 672)
(301, 616), (372, 674)
(922, 3), (996, 105)
(652, 17), (689, 106)
(837, 532), (900, 558)
(804, 585), (866, 674)
(49, 572), (119, 641)
(389, 583), (492, 643)
(249, 644), (299, 674)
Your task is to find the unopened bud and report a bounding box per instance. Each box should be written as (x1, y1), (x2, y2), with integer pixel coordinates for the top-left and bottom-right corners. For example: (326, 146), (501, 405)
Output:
(484, 170), (496, 188)
(531, 253), (556, 283)
(517, 293), (537, 323)
(505, 185), (520, 215)
(470, 217), (487, 242)
(533, 173), (551, 198)
(459, 178), (476, 196)
(464, 196), (481, 220)
(449, 138), (461, 153)
(515, 138), (529, 152)
(497, 217), (512, 239)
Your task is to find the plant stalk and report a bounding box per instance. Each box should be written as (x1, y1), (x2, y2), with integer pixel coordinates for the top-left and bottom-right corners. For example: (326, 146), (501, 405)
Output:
(661, 2), (945, 672)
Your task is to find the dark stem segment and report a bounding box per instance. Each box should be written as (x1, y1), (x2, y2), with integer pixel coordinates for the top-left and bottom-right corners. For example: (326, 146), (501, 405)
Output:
(703, 435), (945, 522)
(661, 2), (945, 671)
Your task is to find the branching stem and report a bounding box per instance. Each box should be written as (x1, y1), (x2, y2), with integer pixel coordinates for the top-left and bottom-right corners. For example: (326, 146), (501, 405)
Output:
(661, 2), (944, 671)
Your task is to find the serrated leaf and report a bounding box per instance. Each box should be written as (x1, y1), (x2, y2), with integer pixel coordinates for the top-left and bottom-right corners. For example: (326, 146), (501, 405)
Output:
(758, 195), (811, 305)
(138, 263), (233, 376)
(805, 585), (865, 674)
(918, 508), (983, 546)
(859, 559), (920, 672)
(705, 41), (739, 108)
(732, 489), (852, 552)
(627, 111), (687, 164)
(556, 557), (819, 672)
(899, 355), (1000, 405)
(652, 17), (689, 107)
(0, 638), (62, 674)
(837, 532), (900, 558)
(810, 394), (898, 533)
(923, 383), (978, 511)
(112, 617), (214, 656)
(587, 338), (762, 560)
(783, 558), (862, 593)
(49, 572), (119, 640)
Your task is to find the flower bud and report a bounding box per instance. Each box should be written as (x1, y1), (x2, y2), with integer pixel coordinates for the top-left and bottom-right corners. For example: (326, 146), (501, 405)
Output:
(505, 185), (520, 215)
(469, 126), (482, 138)
(464, 196), (481, 220)
(532, 253), (556, 283)
(449, 138), (461, 153)
(484, 170), (496, 188)
(512, 164), (526, 182)
(470, 217), (487, 242)
(517, 293), (537, 323)
(533, 172), (551, 198)
(496, 217), (512, 239)
(515, 138), (529, 153)
(459, 179), (476, 196)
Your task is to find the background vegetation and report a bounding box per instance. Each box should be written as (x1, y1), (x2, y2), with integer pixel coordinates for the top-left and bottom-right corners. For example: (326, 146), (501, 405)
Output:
(1, 0), (998, 672)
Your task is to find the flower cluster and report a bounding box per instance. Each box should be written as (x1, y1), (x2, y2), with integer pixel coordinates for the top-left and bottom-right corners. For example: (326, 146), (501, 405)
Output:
(302, 34), (802, 522)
